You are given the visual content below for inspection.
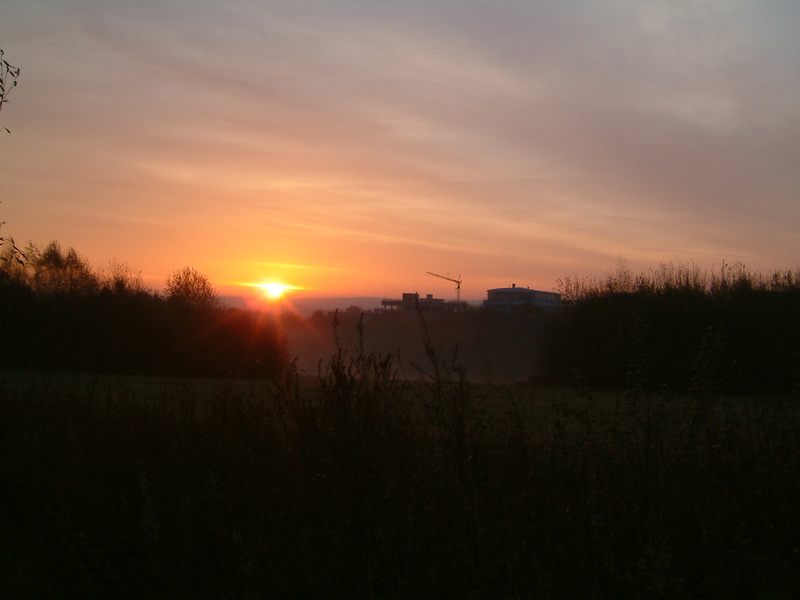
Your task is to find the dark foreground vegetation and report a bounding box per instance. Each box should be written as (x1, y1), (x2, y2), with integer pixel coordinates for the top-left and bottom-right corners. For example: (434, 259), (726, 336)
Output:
(286, 305), (549, 383)
(2, 357), (799, 598)
(547, 262), (800, 395)
(2, 242), (800, 597)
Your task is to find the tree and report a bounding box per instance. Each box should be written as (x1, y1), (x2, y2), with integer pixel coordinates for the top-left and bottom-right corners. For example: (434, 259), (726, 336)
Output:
(104, 259), (145, 294)
(166, 267), (218, 310)
(30, 241), (98, 294)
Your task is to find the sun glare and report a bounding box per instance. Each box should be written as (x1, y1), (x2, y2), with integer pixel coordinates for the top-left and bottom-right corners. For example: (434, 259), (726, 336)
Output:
(258, 281), (291, 300)
(239, 280), (301, 304)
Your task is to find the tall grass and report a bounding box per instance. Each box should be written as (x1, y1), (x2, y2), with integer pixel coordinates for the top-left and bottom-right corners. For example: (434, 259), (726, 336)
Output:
(556, 260), (800, 301)
(2, 338), (799, 598)
(547, 262), (800, 394)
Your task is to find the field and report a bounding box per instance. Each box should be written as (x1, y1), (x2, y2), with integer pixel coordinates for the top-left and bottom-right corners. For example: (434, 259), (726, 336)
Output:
(2, 358), (799, 599)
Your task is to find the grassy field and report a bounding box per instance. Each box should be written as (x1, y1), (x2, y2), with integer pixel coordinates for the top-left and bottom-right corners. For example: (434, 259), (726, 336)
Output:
(2, 360), (799, 599)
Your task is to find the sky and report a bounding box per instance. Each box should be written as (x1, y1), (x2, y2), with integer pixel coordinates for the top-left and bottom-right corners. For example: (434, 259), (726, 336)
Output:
(1, 0), (799, 300)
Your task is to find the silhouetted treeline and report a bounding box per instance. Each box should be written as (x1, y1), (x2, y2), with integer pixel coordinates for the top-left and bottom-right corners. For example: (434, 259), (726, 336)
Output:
(0, 241), (287, 378)
(546, 262), (800, 394)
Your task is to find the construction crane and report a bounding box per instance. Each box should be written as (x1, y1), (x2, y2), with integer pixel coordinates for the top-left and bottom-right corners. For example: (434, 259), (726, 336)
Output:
(427, 271), (462, 302)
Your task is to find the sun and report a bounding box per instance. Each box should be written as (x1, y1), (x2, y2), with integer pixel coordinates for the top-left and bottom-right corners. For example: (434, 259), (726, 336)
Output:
(240, 279), (301, 303)
(259, 281), (291, 300)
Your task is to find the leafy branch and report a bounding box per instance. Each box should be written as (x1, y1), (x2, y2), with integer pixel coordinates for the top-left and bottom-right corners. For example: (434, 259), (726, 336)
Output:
(0, 48), (22, 133)
(0, 48), (23, 269)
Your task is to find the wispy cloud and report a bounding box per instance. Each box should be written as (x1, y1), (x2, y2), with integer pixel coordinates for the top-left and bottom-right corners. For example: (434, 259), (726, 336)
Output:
(2, 0), (799, 295)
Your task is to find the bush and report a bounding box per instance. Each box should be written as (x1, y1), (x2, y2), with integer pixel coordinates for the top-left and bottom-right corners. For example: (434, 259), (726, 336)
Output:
(546, 263), (800, 393)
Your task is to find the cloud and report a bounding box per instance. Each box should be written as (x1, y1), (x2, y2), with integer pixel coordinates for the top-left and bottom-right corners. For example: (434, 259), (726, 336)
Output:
(2, 0), (799, 294)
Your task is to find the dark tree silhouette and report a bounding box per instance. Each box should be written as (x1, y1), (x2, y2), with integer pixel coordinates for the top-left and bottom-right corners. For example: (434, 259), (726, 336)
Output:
(31, 242), (98, 294)
(166, 266), (218, 310)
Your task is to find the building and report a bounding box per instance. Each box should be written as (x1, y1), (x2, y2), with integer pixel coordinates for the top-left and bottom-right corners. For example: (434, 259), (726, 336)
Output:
(483, 283), (561, 312)
(381, 292), (447, 311)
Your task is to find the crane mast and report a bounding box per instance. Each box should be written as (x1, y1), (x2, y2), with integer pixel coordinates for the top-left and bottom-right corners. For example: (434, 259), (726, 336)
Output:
(426, 271), (462, 302)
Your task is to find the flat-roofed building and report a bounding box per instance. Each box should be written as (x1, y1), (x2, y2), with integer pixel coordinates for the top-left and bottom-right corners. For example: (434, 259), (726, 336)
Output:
(483, 283), (561, 312)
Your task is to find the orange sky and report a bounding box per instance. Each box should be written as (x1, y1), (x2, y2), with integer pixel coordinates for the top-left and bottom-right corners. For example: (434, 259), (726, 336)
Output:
(2, 1), (799, 301)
